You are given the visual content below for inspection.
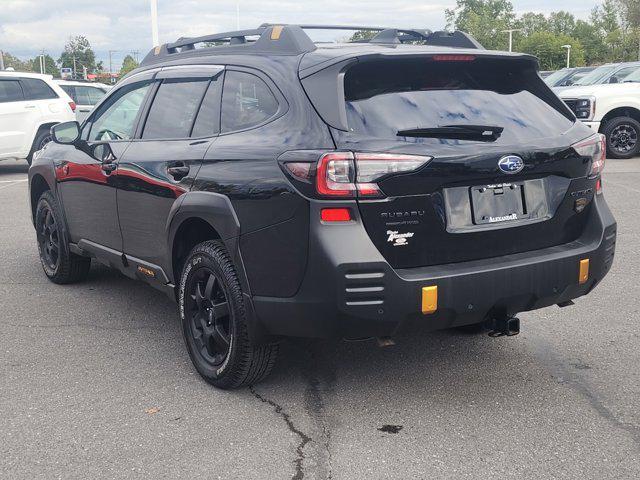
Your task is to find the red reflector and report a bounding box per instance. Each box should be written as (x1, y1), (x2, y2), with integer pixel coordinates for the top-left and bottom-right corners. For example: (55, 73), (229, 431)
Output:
(432, 55), (476, 62)
(69, 101), (76, 112)
(596, 178), (602, 194)
(321, 208), (351, 222)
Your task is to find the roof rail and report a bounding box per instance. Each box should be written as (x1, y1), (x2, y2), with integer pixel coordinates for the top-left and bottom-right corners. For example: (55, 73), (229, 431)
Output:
(140, 24), (483, 67)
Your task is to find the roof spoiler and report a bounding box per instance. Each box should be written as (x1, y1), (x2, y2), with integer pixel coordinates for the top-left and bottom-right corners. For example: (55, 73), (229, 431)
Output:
(140, 24), (483, 66)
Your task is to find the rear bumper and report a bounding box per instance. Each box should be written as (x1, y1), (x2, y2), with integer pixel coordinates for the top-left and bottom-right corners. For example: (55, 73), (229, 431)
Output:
(252, 195), (616, 339)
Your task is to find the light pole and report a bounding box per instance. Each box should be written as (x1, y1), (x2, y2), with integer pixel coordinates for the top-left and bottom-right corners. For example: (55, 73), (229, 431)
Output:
(0, 50), (4, 70)
(150, 0), (159, 46)
(561, 44), (572, 68)
(502, 29), (522, 52)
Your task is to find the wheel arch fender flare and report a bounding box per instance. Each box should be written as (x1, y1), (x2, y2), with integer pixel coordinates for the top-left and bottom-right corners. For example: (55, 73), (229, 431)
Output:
(167, 192), (268, 342)
(167, 191), (252, 292)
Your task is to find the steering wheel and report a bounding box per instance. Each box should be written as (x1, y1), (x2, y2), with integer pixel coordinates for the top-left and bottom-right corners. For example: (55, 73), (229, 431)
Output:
(95, 129), (125, 141)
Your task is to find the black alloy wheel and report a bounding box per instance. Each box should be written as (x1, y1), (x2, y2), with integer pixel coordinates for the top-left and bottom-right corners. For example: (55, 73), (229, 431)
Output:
(604, 116), (640, 159)
(179, 240), (279, 389)
(36, 202), (60, 272)
(186, 269), (232, 367)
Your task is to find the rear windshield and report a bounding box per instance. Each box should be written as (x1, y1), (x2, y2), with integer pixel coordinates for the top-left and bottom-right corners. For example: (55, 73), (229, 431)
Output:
(344, 58), (574, 144)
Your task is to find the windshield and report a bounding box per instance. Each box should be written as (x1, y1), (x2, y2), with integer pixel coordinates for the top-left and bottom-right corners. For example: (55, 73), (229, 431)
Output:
(573, 65), (617, 85)
(344, 59), (574, 144)
(544, 69), (570, 86)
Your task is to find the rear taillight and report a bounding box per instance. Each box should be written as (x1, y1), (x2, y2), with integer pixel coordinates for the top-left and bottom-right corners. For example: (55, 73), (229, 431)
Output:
(68, 101), (76, 112)
(315, 152), (432, 198)
(573, 133), (606, 182)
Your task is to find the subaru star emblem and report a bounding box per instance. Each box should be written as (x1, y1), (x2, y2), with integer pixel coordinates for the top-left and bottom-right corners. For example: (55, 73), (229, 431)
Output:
(498, 155), (525, 174)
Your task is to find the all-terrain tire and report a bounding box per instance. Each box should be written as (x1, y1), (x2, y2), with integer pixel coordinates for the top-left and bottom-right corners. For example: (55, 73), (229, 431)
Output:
(35, 191), (91, 284)
(603, 116), (640, 159)
(179, 240), (279, 389)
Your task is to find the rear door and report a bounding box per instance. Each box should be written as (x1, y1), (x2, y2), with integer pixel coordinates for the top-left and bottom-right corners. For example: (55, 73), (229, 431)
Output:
(0, 77), (33, 156)
(326, 55), (594, 268)
(116, 66), (223, 275)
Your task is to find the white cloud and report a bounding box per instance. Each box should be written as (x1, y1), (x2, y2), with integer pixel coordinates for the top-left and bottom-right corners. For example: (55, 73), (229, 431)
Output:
(0, 0), (601, 68)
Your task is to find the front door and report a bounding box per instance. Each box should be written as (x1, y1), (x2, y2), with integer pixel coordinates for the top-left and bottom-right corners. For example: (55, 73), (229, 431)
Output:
(116, 67), (224, 277)
(56, 79), (154, 251)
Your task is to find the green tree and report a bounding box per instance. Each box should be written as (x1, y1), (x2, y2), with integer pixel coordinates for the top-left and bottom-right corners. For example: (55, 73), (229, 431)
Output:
(28, 54), (58, 76)
(58, 36), (96, 75)
(518, 32), (585, 69)
(445, 0), (516, 50)
(548, 11), (577, 36)
(516, 12), (549, 37)
(616, 0), (640, 59)
(1, 52), (30, 71)
(573, 20), (608, 64)
(119, 55), (139, 76)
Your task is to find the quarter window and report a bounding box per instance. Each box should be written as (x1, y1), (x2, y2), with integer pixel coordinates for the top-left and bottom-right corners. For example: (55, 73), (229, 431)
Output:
(191, 77), (223, 138)
(90, 82), (151, 141)
(0, 80), (24, 103)
(21, 78), (58, 100)
(142, 79), (209, 139)
(221, 71), (279, 133)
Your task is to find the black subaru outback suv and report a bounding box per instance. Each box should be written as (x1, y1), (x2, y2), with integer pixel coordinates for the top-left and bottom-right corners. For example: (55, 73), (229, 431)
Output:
(29, 25), (616, 389)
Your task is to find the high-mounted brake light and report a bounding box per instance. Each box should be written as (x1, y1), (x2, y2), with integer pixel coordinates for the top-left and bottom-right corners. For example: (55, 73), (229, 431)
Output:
(573, 133), (606, 177)
(315, 152), (432, 198)
(432, 54), (476, 62)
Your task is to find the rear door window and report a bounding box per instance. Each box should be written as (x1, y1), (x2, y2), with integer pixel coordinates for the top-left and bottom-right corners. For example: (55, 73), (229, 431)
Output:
(343, 58), (575, 144)
(142, 79), (209, 139)
(0, 80), (24, 103)
(221, 71), (278, 132)
(21, 78), (58, 100)
(60, 85), (77, 102)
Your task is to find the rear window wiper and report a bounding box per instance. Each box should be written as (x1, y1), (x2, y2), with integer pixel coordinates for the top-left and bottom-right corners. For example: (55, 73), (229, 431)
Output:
(397, 125), (504, 142)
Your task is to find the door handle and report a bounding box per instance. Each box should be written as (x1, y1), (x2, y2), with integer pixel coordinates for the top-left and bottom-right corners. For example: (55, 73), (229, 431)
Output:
(168, 164), (190, 180)
(101, 162), (117, 174)
(24, 105), (37, 109)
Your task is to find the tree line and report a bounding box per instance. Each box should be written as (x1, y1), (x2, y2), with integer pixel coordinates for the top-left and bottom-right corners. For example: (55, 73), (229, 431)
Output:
(446, 0), (640, 69)
(1, 36), (140, 79)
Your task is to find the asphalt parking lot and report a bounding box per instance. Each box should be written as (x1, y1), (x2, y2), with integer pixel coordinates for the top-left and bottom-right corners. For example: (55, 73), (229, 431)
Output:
(0, 158), (638, 480)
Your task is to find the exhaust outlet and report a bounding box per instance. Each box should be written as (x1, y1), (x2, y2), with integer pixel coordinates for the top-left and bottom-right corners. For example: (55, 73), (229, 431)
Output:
(488, 316), (520, 337)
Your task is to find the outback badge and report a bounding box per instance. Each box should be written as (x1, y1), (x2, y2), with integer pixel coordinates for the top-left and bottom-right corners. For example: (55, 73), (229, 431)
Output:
(498, 155), (525, 174)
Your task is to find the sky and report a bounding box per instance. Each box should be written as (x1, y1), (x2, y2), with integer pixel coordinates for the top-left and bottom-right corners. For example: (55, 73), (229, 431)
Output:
(0, 0), (604, 71)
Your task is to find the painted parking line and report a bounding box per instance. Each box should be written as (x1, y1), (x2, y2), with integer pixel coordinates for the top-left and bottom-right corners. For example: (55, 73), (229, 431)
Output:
(0, 179), (28, 190)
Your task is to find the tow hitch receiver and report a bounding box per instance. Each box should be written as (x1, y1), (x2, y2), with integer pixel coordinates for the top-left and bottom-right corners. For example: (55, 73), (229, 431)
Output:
(488, 316), (520, 337)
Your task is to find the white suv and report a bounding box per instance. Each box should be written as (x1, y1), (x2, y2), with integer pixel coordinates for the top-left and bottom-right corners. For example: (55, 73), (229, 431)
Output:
(0, 72), (75, 164)
(55, 80), (110, 123)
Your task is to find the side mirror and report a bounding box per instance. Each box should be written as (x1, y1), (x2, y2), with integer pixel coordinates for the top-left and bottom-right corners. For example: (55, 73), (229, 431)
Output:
(609, 77), (619, 84)
(90, 143), (116, 163)
(51, 121), (80, 145)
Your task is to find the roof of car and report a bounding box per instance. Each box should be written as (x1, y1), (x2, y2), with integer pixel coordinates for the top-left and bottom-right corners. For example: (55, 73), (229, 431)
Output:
(55, 79), (111, 88)
(0, 71), (54, 80)
(139, 24), (500, 66)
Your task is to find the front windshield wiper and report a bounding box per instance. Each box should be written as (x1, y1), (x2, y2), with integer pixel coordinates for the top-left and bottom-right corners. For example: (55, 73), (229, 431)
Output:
(397, 124), (504, 142)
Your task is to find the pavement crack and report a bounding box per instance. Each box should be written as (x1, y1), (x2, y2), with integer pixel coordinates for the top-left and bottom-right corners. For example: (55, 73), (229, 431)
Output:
(250, 386), (312, 480)
(533, 340), (640, 448)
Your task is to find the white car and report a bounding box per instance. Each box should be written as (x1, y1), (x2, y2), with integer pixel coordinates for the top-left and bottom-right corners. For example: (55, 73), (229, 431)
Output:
(559, 73), (640, 159)
(55, 80), (110, 123)
(0, 72), (75, 164)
